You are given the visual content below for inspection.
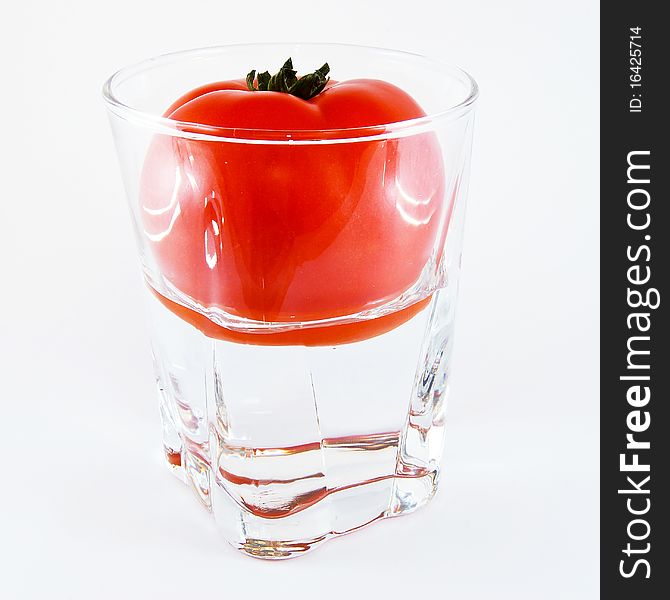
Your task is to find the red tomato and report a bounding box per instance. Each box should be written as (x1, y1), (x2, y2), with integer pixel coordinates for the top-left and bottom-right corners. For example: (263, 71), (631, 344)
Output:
(140, 68), (445, 322)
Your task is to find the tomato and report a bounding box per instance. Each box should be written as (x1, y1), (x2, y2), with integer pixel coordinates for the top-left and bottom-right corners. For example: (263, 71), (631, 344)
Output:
(140, 59), (445, 322)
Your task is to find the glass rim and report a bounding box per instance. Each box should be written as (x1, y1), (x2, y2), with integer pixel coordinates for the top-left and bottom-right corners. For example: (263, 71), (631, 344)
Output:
(102, 42), (479, 145)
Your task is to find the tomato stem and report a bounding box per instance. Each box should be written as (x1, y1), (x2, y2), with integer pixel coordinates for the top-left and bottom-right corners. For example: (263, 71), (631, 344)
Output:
(246, 58), (330, 100)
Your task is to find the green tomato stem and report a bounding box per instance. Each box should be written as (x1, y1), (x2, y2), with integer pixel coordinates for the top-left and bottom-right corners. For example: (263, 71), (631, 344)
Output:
(246, 58), (330, 100)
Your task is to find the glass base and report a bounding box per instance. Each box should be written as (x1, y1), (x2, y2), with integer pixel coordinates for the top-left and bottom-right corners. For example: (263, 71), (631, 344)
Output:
(148, 283), (455, 559)
(163, 439), (438, 559)
(166, 442), (438, 560)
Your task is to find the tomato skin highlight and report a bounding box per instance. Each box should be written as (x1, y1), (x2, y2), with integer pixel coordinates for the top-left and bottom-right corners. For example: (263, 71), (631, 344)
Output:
(162, 79), (249, 116)
(140, 77), (446, 322)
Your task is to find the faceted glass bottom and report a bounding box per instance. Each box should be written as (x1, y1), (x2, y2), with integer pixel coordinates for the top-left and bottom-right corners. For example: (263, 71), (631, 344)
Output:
(147, 283), (455, 559)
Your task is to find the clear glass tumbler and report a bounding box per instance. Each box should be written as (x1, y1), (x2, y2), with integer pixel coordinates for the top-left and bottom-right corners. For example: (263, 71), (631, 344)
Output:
(103, 43), (477, 559)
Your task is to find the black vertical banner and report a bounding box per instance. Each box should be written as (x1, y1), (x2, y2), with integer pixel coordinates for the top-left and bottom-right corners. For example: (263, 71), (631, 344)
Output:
(601, 3), (668, 598)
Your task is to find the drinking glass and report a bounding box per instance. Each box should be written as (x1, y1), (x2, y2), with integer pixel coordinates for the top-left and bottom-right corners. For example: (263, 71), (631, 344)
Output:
(103, 43), (478, 558)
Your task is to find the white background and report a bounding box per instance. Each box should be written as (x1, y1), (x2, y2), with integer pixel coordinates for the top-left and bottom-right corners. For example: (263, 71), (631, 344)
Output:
(0, 1), (599, 598)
